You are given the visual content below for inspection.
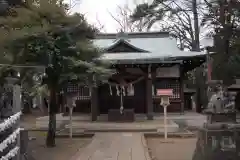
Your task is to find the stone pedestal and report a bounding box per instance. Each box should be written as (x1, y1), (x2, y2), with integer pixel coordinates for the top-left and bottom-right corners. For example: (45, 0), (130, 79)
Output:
(205, 111), (237, 123)
(193, 109), (239, 160)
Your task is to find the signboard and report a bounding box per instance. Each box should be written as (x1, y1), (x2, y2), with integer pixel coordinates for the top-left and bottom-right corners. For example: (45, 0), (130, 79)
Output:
(156, 65), (180, 78)
(157, 89), (173, 96)
(156, 89), (173, 141)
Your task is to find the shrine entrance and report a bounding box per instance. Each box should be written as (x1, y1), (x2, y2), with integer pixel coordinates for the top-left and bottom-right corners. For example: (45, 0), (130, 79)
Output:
(64, 31), (208, 122)
(98, 71), (146, 114)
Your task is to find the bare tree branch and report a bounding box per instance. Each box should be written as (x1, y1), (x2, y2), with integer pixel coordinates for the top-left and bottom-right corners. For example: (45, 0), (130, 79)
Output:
(108, 4), (146, 32)
(95, 14), (107, 32)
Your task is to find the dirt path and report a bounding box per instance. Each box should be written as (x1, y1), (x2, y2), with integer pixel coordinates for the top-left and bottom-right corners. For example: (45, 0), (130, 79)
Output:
(27, 131), (92, 160)
(147, 138), (197, 160)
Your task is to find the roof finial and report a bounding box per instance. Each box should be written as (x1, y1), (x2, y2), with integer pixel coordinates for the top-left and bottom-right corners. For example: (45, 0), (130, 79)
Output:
(116, 30), (129, 41)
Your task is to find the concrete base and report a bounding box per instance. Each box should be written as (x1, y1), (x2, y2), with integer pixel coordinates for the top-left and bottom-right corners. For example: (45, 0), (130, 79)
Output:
(35, 113), (179, 133)
(147, 114), (154, 120)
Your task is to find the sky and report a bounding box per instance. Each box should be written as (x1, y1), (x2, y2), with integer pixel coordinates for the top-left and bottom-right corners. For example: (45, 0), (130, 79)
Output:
(66, 0), (212, 45)
(68, 0), (152, 32)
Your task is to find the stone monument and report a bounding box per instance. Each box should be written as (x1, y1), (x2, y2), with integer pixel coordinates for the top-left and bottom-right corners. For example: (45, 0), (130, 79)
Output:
(192, 82), (240, 160)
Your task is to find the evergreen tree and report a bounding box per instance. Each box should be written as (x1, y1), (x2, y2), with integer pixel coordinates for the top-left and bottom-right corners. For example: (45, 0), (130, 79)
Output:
(0, 0), (112, 147)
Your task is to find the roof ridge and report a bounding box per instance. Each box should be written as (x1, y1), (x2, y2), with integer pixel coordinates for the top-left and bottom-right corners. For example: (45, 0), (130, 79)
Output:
(95, 31), (169, 39)
(105, 39), (149, 53)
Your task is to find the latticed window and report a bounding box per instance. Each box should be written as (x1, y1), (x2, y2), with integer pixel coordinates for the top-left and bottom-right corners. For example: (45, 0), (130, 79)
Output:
(67, 84), (90, 100)
(153, 79), (180, 99)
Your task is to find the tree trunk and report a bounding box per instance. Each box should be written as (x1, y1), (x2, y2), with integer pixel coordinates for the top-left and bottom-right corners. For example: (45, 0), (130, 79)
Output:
(46, 87), (57, 147)
(192, 0), (206, 111)
(192, 0), (200, 52)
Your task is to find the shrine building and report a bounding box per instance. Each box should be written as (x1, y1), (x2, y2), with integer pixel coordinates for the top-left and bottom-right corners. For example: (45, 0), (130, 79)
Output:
(66, 31), (206, 121)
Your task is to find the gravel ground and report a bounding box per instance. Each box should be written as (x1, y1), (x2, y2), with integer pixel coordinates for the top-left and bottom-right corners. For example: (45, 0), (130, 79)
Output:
(27, 131), (92, 160)
(147, 137), (197, 160)
(20, 114), (92, 160)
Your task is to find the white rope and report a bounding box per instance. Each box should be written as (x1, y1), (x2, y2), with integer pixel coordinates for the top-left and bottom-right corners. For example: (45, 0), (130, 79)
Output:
(109, 85), (112, 95)
(122, 86), (126, 96)
(108, 76), (144, 86)
(0, 128), (20, 152)
(0, 112), (21, 133)
(127, 84), (134, 96)
(0, 146), (19, 160)
(116, 86), (120, 96)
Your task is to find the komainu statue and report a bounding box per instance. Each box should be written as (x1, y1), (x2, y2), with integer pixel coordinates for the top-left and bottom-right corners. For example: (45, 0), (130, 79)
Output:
(192, 81), (239, 160)
(206, 84), (235, 113)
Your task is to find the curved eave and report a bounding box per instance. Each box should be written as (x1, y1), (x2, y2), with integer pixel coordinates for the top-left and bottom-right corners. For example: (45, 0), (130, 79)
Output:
(179, 55), (206, 73)
(228, 84), (240, 91)
(105, 39), (150, 53)
(184, 88), (196, 95)
(98, 51), (205, 62)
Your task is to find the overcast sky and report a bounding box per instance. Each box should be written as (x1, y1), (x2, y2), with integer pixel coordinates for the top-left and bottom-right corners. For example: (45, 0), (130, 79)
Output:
(68, 0), (152, 32)
(66, 0), (211, 45)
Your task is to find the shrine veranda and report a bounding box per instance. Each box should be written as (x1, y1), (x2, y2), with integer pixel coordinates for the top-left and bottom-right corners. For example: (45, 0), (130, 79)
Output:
(63, 31), (207, 121)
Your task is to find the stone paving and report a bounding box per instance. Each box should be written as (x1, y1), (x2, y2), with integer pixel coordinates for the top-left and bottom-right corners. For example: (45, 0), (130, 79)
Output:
(71, 133), (151, 160)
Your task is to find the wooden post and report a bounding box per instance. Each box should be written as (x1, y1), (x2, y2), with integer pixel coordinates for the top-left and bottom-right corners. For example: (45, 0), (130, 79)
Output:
(91, 86), (98, 121)
(146, 65), (153, 120)
(180, 66), (184, 114)
(163, 105), (168, 140)
(157, 89), (173, 143)
(66, 95), (75, 138)
(69, 107), (73, 138)
(91, 75), (98, 121)
(13, 85), (21, 160)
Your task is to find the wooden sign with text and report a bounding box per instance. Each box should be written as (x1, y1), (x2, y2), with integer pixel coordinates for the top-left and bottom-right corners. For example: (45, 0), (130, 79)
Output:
(157, 89), (173, 96)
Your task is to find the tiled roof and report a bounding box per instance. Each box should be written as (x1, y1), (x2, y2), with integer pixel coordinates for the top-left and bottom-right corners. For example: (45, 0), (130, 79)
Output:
(93, 32), (206, 61)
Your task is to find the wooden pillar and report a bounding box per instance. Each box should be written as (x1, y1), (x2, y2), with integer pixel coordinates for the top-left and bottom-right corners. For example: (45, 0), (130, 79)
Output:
(146, 65), (153, 120)
(179, 66), (184, 114)
(13, 85), (21, 160)
(91, 76), (98, 121)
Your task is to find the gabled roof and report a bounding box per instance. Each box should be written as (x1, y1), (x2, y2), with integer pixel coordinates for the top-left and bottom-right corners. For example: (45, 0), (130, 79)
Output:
(93, 31), (206, 63)
(105, 39), (149, 52)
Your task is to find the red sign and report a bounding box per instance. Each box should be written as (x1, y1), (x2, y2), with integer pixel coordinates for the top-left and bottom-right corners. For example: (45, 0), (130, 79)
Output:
(157, 89), (173, 96)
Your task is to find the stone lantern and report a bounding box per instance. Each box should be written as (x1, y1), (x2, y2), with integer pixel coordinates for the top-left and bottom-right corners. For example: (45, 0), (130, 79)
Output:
(1, 73), (20, 119)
